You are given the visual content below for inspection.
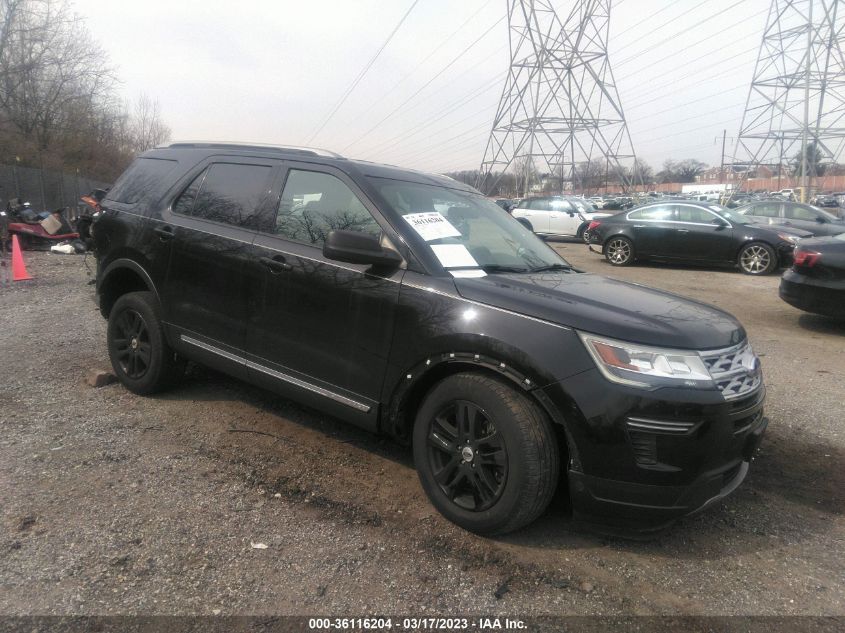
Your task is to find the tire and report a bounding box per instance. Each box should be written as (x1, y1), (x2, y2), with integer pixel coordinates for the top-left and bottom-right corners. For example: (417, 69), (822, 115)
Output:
(576, 223), (590, 244)
(738, 242), (776, 275)
(413, 372), (559, 535)
(107, 291), (183, 395)
(605, 235), (635, 266)
(516, 218), (533, 232)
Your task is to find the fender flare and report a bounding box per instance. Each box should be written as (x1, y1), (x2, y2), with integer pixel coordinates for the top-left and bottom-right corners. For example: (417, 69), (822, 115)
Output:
(383, 351), (581, 467)
(99, 258), (159, 299)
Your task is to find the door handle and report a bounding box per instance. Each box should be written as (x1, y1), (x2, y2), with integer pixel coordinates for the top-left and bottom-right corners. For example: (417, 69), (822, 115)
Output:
(154, 225), (174, 240)
(259, 255), (292, 273)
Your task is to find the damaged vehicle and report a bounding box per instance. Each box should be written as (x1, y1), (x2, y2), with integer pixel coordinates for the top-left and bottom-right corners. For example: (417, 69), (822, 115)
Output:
(92, 142), (767, 535)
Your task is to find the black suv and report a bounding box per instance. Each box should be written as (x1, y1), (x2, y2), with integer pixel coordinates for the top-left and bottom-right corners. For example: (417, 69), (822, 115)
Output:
(93, 143), (767, 535)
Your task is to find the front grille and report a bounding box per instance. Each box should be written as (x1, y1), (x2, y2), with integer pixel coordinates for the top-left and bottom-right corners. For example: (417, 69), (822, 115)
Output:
(701, 341), (762, 400)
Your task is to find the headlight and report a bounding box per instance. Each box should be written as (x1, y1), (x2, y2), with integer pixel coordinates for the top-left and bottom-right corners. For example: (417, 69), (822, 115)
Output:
(777, 232), (799, 244)
(578, 332), (712, 388)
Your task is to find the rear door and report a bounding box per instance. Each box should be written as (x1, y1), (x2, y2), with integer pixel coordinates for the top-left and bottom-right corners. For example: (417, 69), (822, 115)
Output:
(627, 204), (676, 256)
(159, 157), (281, 379)
(244, 163), (404, 429)
(517, 198), (551, 233)
(743, 201), (783, 226)
(668, 204), (734, 261)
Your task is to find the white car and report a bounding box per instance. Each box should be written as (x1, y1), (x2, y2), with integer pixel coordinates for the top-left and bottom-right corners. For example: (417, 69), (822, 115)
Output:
(512, 196), (611, 243)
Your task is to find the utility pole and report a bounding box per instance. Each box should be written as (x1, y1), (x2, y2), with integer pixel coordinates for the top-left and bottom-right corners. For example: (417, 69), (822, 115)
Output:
(719, 129), (727, 183)
(477, 0), (641, 196)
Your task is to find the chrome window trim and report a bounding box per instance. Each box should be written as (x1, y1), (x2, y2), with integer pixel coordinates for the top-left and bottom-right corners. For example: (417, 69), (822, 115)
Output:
(180, 335), (371, 412)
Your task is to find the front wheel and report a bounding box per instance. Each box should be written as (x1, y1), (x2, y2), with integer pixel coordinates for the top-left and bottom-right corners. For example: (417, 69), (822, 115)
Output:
(413, 373), (559, 535)
(738, 242), (776, 275)
(605, 236), (635, 266)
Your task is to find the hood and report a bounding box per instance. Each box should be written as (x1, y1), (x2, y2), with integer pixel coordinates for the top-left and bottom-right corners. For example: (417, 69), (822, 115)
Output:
(454, 272), (745, 350)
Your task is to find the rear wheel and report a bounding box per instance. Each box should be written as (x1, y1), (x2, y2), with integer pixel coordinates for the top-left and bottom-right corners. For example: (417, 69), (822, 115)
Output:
(413, 373), (559, 535)
(738, 242), (776, 275)
(107, 291), (184, 395)
(605, 236), (635, 266)
(516, 218), (533, 232)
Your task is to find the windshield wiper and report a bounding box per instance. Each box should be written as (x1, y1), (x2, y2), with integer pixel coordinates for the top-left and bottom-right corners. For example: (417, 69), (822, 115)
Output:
(530, 263), (574, 272)
(481, 264), (532, 274)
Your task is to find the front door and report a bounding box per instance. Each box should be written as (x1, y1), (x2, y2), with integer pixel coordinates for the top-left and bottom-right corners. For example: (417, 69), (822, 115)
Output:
(245, 164), (403, 429)
(547, 199), (581, 237)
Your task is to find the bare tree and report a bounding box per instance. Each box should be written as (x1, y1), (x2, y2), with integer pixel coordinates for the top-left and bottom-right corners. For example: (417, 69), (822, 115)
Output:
(126, 94), (171, 153)
(0, 0), (117, 152)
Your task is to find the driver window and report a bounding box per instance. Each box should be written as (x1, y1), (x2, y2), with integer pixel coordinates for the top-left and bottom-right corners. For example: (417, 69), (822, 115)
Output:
(273, 169), (381, 246)
(784, 205), (817, 221)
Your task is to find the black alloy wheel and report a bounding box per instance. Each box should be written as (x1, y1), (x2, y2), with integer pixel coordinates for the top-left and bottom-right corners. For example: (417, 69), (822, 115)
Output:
(413, 373), (559, 535)
(112, 308), (152, 379)
(426, 400), (508, 512)
(107, 291), (184, 395)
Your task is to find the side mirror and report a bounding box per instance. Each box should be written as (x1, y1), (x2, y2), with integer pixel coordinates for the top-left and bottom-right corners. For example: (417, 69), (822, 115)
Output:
(816, 216), (827, 223)
(711, 218), (729, 227)
(323, 230), (402, 268)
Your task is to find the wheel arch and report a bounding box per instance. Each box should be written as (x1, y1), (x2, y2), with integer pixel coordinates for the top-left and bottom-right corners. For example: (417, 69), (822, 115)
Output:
(382, 352), (577, 467)
(97, 258), (159, 318)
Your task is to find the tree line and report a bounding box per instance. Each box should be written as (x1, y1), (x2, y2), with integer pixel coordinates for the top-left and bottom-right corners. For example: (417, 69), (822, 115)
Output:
(0, 0), (171, 185)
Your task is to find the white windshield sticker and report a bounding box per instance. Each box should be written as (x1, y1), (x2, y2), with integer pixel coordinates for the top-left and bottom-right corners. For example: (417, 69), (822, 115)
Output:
(450, 269), (487, 278)
(430, 244), (478, 269)
(402, 212), (461, 241)
(709, 206), (723, 212)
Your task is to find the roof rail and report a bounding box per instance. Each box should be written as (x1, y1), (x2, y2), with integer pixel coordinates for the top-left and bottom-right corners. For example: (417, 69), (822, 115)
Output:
(161, 141), (345, 159)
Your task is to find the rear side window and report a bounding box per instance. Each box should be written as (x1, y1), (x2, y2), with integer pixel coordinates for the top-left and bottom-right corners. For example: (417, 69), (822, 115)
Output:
(675, 206), (714, 223)
(748, 203), (781, 218)
(628, 205), (674, 221)
(106, 157), (179, 205)
(173, 162), (273, 229)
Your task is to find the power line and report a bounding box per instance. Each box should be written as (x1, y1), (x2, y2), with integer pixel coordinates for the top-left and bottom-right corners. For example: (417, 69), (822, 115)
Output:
(340, 15), (506, 153)
(342, 0), (496, 130)
(305, 0), (419, 145)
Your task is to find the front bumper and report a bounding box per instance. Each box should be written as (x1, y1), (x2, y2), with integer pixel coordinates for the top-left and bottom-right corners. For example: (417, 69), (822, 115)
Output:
(542, 370), (767, 531)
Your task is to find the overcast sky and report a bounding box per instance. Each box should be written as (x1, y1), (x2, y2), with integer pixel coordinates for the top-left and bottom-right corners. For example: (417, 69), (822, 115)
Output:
(72, 0), (767, 174)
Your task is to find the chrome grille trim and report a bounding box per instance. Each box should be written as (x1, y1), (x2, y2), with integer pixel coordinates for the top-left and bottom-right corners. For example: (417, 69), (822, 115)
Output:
(700, 340), (762, 400)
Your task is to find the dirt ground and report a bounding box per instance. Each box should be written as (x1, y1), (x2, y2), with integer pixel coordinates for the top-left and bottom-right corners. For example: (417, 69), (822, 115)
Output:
(1, 246), (843, 617)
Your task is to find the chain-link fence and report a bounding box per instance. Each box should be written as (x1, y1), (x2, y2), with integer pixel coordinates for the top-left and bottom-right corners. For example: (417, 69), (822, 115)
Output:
(0, 163), (112, 217)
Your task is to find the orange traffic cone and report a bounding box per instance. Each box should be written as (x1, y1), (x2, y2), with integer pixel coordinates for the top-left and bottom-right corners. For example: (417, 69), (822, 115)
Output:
(11, 234), (32, 281)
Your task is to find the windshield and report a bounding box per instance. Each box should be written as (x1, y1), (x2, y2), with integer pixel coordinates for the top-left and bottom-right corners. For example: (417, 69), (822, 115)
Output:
(710, 204), (751, 225)
(370, 178), (570, 274)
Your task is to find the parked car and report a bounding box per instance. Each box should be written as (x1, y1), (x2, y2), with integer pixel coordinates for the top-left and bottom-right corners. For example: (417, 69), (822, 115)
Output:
(587, 200), (811, 275)
(812, 194), (839, 208)
(512, 196), (610, 242)
(737, 200), (845, 237)
(779, 234), (845, 318)
(92, 142), (766, 535)
(494, 198), (515, 212)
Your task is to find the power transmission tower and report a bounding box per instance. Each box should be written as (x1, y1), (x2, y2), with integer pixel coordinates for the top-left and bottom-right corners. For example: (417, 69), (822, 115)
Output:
(476, 0), (641, 197)
(732, 0), (845, 200)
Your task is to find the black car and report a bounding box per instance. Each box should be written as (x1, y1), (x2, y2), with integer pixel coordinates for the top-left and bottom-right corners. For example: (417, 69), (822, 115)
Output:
(737, 200), (845, 237)
(92, 142), (766, 534)
(588, 200), (810, 275)
(813, 194), (840, 209)
(780, 234), (845, 318)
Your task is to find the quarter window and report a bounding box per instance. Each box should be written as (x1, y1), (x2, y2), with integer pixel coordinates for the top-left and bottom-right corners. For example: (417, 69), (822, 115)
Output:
(173, 162), (273, 229)
(273, 169), (381, 245)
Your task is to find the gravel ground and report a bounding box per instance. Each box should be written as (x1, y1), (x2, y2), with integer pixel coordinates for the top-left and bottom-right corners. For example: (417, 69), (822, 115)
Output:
(0, 247), (843, 616)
